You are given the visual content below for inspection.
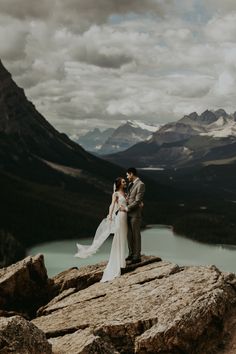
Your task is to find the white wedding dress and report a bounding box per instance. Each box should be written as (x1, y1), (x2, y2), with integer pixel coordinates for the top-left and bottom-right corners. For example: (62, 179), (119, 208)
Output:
(75, 192), (128, 282)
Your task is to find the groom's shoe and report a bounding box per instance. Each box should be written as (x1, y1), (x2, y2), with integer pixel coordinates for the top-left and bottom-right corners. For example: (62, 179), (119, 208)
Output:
(125, 255), (133, 261)
(131, 257), (141, 264)
(126, 260), (133, 265)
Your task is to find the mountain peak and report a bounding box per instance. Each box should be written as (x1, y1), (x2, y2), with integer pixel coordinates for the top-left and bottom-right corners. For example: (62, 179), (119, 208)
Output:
(199, 110), (218, 124)
(214, 108), (228, 118)
(188, 112), (199, 120)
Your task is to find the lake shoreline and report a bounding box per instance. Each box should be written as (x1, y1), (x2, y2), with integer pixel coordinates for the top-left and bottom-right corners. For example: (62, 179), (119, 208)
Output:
(28, 225), (236, 277)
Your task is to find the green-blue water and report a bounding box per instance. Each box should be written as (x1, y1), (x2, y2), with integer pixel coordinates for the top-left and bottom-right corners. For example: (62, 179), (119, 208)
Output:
(28, 225), (236, 277)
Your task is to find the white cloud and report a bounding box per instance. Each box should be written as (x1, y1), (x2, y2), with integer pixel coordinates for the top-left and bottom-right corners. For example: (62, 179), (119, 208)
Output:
(1, 1), (236, 135)
(0, 15), (29, 61)
(212, 70), (235, 95)
(205, 12), (236, 42)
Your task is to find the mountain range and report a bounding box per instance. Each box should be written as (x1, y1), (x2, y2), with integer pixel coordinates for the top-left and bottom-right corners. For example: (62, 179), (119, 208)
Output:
(103, 109), (236, 243)
(0, 59), (164, 259)
(70, 127), (115, 153)
(72, 120), (158, 154)
(105, 109), (236, 169)
(1, 58), (236, 263)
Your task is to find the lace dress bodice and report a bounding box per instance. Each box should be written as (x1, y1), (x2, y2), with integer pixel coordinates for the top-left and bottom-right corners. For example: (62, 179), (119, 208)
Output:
(115, 192), (127, 209)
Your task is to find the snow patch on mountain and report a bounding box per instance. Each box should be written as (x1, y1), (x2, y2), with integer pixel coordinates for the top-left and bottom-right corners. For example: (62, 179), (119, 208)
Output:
(126, 120), (159, 132)
(200, 116), (236, 138)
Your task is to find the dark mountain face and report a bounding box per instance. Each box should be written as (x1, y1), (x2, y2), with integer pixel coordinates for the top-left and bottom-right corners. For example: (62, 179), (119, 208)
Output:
(150, 122), (199, 146)
(0, 59), (122, 180)
(198, 110), (219, 124)
(214, 109), (228, 118)
(0, 59), (125, 250)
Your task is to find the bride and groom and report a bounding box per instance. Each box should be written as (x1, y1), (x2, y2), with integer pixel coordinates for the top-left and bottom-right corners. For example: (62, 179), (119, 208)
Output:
(75, 167), (145, 282)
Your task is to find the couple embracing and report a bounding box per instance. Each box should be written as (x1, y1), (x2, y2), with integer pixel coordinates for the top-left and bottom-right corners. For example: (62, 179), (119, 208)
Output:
(75, 167), (145, 282)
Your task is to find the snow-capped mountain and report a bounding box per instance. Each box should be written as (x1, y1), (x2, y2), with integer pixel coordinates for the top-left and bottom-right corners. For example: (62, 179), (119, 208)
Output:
(71, 128), (115, 153)
(71, 120), (160, 154)
(178, 109), (236, 138)
(99, 120), (159, 155)
(200, 115), (236, 138)
(104, 109), (236, 168)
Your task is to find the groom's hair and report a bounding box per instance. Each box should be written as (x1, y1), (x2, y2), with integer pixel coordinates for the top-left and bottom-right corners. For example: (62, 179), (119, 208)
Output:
(127, 167), (137, 176)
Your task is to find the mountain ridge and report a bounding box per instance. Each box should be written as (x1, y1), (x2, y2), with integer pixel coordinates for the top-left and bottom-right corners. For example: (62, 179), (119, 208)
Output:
(72, 120), (159, 154)
(104, 108), (236, 169)
(0, 59), (124, 179)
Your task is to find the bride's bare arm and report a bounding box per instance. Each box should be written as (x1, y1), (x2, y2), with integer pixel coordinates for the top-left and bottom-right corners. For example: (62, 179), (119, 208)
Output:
(108, 192), (118, 220)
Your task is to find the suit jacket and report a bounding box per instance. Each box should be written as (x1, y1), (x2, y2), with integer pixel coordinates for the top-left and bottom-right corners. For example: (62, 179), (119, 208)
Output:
(127, 178), (145, 218)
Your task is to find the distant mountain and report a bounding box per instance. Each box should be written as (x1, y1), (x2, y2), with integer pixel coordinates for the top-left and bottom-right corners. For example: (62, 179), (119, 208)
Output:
(98, 120), (159, 155)
(104, 109), (236, 168)
(70, 128), (115, 153)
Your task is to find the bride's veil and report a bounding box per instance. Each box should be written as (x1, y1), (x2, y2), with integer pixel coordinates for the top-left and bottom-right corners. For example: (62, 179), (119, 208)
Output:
(75, 185), (117, 259)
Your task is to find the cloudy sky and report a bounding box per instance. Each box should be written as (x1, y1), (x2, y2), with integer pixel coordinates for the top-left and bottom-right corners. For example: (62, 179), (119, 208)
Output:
(1, 0), (236, 136)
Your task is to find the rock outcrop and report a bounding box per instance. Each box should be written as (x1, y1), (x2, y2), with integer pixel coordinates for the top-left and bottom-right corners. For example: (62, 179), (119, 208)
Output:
(0, 254), (52, 317)
(33, 258), (236, 354)
(1, 254), (236, 353)
(0, 315), (52, 354)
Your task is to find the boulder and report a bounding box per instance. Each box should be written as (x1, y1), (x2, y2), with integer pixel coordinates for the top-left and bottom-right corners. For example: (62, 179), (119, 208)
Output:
(51, 262), (106, 296)
(32, 259), (236, 353)
(0, 315), (52, 354)
(49, 328), (118, 354)
(0, 254), (52, 317)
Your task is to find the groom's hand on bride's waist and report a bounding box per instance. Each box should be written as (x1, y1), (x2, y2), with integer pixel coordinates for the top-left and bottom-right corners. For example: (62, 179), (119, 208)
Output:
(119, 205), (127, 212)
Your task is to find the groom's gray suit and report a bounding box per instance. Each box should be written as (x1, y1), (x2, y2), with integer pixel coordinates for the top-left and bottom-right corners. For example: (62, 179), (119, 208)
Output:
(126, 178), (145, 260)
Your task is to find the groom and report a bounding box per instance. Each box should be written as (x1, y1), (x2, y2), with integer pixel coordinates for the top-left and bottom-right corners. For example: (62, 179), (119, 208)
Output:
(120, 167), (145, 264)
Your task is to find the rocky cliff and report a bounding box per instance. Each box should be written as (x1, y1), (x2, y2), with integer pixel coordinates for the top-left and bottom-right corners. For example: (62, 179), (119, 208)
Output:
(1, 254), (236, 353)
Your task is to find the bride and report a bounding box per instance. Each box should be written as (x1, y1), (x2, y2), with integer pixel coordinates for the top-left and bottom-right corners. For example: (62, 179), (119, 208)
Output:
(75, 177), (128, 282)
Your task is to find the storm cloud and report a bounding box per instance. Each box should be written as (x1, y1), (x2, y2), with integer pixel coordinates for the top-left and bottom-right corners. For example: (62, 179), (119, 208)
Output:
(1, 0), (236, 136)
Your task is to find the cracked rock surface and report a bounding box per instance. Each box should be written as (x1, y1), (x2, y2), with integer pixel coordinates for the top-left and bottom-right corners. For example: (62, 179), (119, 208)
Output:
(1, 254), (236, 353)
(0, 315), (52, 354)
(32, 258), (236, 354)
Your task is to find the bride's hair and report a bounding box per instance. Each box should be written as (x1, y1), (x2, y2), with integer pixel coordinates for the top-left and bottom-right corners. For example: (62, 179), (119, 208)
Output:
(114, 177), (123, 191)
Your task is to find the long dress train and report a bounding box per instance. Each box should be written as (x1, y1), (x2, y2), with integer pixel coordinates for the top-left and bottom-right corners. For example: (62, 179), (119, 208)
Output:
(75, 192), (128, 282)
